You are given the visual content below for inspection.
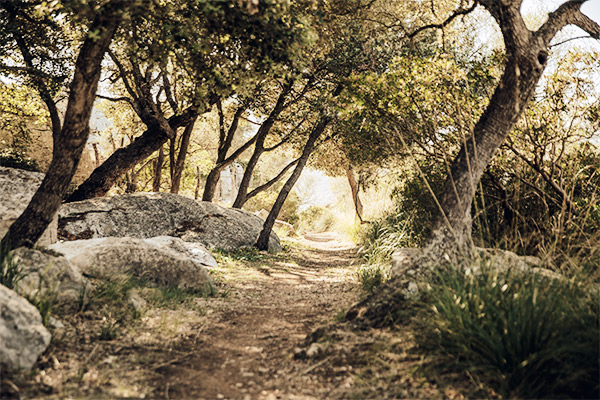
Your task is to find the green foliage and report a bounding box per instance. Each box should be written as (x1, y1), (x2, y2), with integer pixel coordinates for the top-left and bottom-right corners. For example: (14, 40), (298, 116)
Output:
(355, 263), (389, 293)
(419, 264), (599, 399)
(0, 148), (40, 172)
(0, 243), (25, 289)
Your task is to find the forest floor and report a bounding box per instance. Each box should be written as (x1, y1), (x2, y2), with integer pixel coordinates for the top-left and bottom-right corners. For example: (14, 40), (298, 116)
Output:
(3, 232), (465, 399)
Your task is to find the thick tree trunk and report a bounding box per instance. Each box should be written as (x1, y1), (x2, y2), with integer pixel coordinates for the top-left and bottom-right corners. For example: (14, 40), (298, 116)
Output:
(152, 145), (165, 192)
(428, 0), (600, 259)
(255, 117), (330, 250)
(170, 116), (197, 194)
(66, 107), (199, 202)
(1, 2), (124, 250)
(346, 167), (364, 223)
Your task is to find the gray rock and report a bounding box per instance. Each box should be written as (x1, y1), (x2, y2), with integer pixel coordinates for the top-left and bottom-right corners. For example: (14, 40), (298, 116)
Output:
(0, 284), (51, 370)
(11, 247), (88, 312)
(58, 192), (281, 252)
(49, 237), (214, 292)
(0, 167), (57, 246)
(144, 236), (217, 269)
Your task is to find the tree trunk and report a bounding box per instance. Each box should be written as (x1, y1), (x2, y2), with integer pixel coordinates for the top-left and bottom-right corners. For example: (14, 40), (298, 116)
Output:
(170, 116), (197, 194)
(232, 145), (264, 208)
(194, 165), (201, 200)
(232, 81), (293, 208)
(238, 157), (300, 208)
(202, 167), (222, 202)
(1, 2), (124, 250)
(428, 0), (600, 259)
(346, 167), (364, 223)
(66, 107), (199, 202)
(152, 145), (165, 192)
(255, 117), (330, 250)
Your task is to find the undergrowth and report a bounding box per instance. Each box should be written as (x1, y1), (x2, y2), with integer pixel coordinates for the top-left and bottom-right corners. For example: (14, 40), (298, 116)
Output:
(0, 242), (25, 289)
(418, 263), (599, 399)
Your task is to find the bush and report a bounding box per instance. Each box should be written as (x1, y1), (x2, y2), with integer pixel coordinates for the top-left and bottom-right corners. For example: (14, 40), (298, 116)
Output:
(419, 264), (599, 399)
(0, 148), (40, 172)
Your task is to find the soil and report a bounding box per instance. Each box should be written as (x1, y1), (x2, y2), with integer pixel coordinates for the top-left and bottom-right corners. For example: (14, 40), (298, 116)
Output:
(2, 233), (459, 399)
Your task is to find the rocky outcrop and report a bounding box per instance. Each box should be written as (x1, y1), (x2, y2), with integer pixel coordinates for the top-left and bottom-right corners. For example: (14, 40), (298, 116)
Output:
(0, 167), (57, 246)
(49, 236), (215, 292)
(0, 284), (51, 370)
(59, 193), (281, 252)
(11, 248), (88, 312)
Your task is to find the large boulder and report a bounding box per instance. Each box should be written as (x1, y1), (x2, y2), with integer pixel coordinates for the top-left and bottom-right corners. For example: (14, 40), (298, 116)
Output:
(58, 193), (281, 252)
(0, 284), (51, 370)
(11, 247), (88, 312)
(0, 167), (57, 246)
(48, 236), (215, 292)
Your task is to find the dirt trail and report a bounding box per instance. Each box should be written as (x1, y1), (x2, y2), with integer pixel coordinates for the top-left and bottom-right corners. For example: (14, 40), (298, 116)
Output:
(149, 232), (361, 399)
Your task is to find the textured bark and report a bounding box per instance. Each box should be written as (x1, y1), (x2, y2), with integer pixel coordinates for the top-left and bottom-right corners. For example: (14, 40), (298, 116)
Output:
(429, 0), (600, 256)
(66, 106), (199, 202)
(255, 116), (330, 250)
(1, 2), (124, 250)
(346, 167), (364, 223)
(170, 116), (197, 194)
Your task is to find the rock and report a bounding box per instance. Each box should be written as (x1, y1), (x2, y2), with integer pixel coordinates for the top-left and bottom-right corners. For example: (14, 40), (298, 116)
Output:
(49, 236), (214, 292)
(59, 192), (281, 252)
(0, 167), (57, 246)
(143, 236), (217, 269)
(11, 247), (88, 312)
(0, 284), (51, 370)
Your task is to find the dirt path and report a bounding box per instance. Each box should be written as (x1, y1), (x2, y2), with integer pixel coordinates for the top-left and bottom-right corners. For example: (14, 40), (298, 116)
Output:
(156, 233), (361, 399)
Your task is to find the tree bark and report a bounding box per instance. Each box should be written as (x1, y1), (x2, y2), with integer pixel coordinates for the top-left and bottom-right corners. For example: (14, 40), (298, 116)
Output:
(66, 106), (199, 202)
(1, 1), (124, 250)
(255, 116), (330, 250)
(152, 145), (165, 192)
(170, 116), (197, 193)
(428, 0), (600, 258)
(346, 166), (365, 223)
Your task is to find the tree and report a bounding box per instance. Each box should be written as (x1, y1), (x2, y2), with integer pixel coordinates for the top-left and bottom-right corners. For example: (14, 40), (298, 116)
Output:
(1, 0), (127, 249)
(424, 0), (600, 260)
(67, 0), (312, 202)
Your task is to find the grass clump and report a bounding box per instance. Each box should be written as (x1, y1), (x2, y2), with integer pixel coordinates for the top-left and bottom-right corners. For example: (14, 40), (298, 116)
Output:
(355, 263), (389, 292)
(213, 247), (269, 262)
(419, 264), (599, 399)
(0, 242), (25, 289)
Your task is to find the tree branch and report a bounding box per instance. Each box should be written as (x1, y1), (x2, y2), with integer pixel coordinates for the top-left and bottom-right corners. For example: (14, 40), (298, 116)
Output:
(538, 0), (600, 45)
(246, 157), (300, 199)
(409, 1), (478, 38)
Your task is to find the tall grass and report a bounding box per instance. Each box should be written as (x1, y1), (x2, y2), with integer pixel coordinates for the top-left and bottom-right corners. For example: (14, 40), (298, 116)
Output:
(419, 263), (599, 399)
(0, 242), (25, 289)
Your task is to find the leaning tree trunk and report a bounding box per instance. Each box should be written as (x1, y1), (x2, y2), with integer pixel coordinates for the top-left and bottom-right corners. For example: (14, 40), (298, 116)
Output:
(66, 107), (199, 202)
(255, 117), (330, 250)
(1, 2), (124, 250)
(428, 0), (600, 260)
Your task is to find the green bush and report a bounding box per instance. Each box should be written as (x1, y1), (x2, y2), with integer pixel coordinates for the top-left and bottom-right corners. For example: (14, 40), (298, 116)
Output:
(419, 264), (599, 399)
(295, 205), (336, 233)
(0, 148), (40, 172)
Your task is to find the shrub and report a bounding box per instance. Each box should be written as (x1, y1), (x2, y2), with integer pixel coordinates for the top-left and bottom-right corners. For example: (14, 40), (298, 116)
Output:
(419, 264), (599, 399)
